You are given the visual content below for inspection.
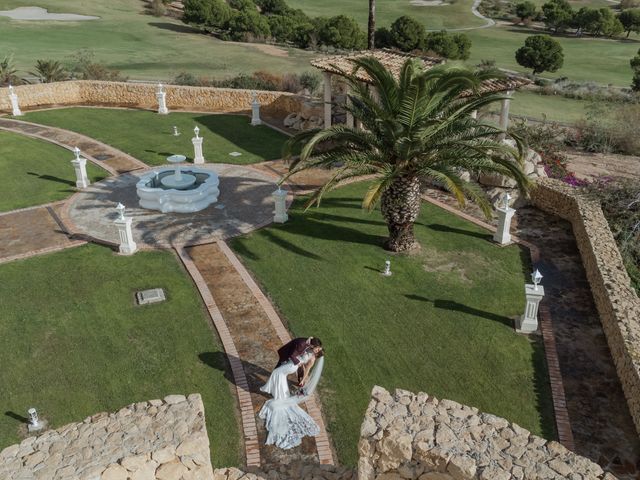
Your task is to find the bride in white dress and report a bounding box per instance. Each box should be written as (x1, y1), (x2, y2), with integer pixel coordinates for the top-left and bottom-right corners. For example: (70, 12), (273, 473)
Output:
(259, 347), (324, 449)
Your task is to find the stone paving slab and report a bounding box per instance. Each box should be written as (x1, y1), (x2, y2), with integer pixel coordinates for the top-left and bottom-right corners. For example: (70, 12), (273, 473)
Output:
(62, 164), (282, 248)
(0, 204), (83, 264)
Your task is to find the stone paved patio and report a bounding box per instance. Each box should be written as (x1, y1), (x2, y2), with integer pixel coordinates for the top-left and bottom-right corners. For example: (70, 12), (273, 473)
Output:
(62, 164), (284, 247)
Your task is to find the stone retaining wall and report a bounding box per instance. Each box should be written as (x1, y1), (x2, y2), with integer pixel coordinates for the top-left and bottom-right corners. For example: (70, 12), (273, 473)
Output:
(530, 179), (640, 437)
(0, 81), (303, 117)
(0, 394), (213, 480)
(358, 386), (616, 480)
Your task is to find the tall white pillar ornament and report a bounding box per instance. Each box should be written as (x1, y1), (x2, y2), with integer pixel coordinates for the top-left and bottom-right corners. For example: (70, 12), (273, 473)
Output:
(493, 192), (515, 245)
(114, 203), (137, 255)
(272, 188), (288, 223)
(156, 83), (168, 115)
(323, 72), (332, 128)
(71, 147), (90, 189)
(516, 269), (545, 333)
(250, 91), (262, 126)
(192, 126), (205, 164)
(8, 85), (23, 116)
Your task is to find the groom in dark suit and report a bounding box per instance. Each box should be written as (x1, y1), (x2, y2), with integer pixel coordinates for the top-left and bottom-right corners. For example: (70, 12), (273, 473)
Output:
(276, 337), (322, 386)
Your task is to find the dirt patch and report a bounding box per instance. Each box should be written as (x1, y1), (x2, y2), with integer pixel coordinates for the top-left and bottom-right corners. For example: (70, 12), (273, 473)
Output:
(421, 247), (488, 284)
(231, 42), (290, 58)
(565, 150), (640, 181)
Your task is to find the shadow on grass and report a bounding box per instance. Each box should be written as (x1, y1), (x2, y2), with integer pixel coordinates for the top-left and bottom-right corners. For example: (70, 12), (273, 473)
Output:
(4, 411), (29, 424)
(199, 352), (272, 394)
(427, 223), (492, 240)
(531, 337), (558, 440)
(27, 172), (75, 187)
(147, 22), (202, 34)
(404, 295), (513, 327)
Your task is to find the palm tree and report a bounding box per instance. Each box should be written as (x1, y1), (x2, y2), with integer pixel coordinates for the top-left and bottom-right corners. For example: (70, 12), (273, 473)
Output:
(0, 55), (22, 87)
(368, 0), (376, 49)
(31, 60), (68, 83)
(283, 58), (529, 252)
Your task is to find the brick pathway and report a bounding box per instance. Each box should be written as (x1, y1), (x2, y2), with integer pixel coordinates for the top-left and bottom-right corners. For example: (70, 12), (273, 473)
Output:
(0, 118), (145, 174)
(183, 241), (334, 469)
(423, 188), (640, 479)
(0, 203), (85, 264)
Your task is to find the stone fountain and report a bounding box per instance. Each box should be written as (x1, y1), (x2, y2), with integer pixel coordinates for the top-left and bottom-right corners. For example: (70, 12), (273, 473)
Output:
(136, 155), (220, 213)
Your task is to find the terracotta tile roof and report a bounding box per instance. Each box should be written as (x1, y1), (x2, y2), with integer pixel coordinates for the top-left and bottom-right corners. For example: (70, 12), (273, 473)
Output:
(311, 49), (531, 95)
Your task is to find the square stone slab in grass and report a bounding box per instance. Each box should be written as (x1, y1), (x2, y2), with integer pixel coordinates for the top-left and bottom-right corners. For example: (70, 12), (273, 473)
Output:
(136, 288), (166, 305)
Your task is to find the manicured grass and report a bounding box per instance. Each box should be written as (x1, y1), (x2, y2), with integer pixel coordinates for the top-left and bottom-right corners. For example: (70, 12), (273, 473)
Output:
(465, 25), (639, 86)
(0, 244), (240, 467)
(0, 0), (314, 80)
(0, 130), (108, 212)
(231, 182), (555, 465)
(496, 90), (590, 124)
(22, 108), (289, 166)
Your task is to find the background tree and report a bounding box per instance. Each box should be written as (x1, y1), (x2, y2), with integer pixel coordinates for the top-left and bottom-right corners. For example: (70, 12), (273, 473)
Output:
(368, 0), (376, 49)
(283, 59), (528, 252)
(631, 49), (640, 91)
(515, 34), (564, 74)
(374, 27), (394, 48)
(227, 10), (271, 41)
(316, 15), (366, 50)
(619, 8), (640, 37)
(542, 0), (575, 32)
(390, 16), (425, 51)
(183, 0), (232, 30)
(422, 31), (472, 60)
(515, 1), (537, 23)
(31, 60), (67, 83)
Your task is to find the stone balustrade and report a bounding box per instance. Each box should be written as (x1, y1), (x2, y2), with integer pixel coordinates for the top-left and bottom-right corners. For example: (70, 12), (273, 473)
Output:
(0, 394), (213, 480)
(530, 179), (640, 437)
(0, 81), (303, 118)
(358, 386), (617, 480)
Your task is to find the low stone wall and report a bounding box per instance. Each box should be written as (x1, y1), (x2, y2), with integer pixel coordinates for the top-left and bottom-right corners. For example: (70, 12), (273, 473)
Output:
(358, 386), (616, 480)
(0, 81), (303, 117)
(0, 394), (213, 480)
(530, 179), (640, 437)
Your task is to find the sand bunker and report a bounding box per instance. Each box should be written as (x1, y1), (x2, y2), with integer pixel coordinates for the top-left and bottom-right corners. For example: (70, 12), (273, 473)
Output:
(410, 0), (445, 5)
(0, 6), (99, 21)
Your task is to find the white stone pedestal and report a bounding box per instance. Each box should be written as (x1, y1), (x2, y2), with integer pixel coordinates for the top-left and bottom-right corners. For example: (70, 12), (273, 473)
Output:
(156, 85), (168, 115)
(71, 155), (90, 189)
(493, 206), (515, 245)
(115, 217), (137, 255)
(516, 284), (544, 333)
(251, 95), (262, 126)
(192, 136), (205, 164)
(8, 87), (22, 116)
(272, 188), (288, 223)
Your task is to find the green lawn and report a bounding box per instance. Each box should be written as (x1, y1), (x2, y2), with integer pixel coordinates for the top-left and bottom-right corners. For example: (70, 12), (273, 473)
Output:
(0, 244), (240, 467)
(496, 90), (590, 124)
(0, 130), (108, 212)
(231, 182), (555, 465)
(22, 108), (289, 166)
(0, 0), (314, 80)
(465, 25), (639, 86)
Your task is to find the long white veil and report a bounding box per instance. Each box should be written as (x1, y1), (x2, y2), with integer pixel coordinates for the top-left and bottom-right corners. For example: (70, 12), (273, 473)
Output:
(274, 355), (324, 407)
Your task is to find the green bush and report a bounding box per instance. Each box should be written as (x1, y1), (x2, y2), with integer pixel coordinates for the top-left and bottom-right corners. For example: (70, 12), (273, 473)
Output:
(256, 0), (289, 14)
(299, 71), (321, 93)
(316, 15), (366, 50)
(229, 0), (256, 11)
(173, 71), (202, 86)
(268, 15), (299, 42)
(390, 15), (425, 51)
(422, 31), (472, 60)
(374, 27), (394, 48)
(227, 9), (271, 41)
(183, 0), (233, 29)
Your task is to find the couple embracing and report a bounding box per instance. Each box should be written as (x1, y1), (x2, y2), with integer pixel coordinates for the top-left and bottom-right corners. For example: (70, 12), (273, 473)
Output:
(259, 337), (324, 449)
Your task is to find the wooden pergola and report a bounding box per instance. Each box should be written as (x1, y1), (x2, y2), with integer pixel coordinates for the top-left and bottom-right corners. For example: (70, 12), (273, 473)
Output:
(311, 49), (531, 133)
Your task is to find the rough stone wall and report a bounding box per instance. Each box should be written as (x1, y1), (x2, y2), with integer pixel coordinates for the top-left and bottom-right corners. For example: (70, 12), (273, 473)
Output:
(0, 81), (303, 116)
(530, 178), (640, 437)
(0, 394), (213, 480)
(358, 386), (617, 480)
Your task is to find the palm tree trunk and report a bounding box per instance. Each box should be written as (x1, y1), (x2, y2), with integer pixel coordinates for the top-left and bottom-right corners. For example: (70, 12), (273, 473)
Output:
(368, 0), (376, 50)
(380, 175), (421, 252)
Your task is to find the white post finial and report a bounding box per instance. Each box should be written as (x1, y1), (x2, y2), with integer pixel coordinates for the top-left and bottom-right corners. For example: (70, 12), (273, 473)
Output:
(27, 407), (45, 432)
(116, 202), (126, 220)
(532, 269), (543, 290)
(502, 192), (512, 210)
(194, 126), (200, 138)
(382, 260), (392, 277)
(74, 147), (81, 160)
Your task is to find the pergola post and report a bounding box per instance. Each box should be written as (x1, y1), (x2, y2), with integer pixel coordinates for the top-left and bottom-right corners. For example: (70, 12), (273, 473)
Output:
(345, 83), (354, 129)
(498, 90), (513, 140)
(323, 71), (332, 129)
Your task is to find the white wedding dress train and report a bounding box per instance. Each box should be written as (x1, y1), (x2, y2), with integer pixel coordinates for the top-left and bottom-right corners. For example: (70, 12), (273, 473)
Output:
(259, 352), (323, 449)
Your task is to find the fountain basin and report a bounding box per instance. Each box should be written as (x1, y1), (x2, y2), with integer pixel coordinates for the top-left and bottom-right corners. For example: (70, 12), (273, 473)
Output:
(136, 167), (220, 213)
